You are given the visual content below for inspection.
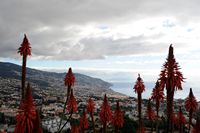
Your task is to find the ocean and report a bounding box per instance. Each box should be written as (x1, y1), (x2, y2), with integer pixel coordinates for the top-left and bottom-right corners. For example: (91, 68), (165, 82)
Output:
(111, 81), (200, 101)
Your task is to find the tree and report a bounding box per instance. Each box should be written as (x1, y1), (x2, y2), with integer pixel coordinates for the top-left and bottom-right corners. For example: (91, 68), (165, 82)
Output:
(134, 74), (145, 132)
(14, 83), (36, 133)
(86, 97), (96, 133)
(18, 34), (31, 99)
(159, 45), (184, 133)
(99, 94), (112, 133)
(185, 88), (198, 132)
(151, 80), (164, 132)
(112, 101), (124, 133)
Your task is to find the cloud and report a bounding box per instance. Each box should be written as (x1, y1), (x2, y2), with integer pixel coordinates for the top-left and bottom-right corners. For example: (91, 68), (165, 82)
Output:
(0, 0), (200, 60)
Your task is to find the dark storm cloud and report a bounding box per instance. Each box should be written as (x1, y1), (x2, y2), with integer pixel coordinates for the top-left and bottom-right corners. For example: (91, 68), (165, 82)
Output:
(0, 0), (200, 60)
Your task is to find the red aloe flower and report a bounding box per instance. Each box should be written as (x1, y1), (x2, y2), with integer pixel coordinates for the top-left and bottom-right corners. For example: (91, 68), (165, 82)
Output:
(171, 112), (177, 124)
(134, 74), (145, 94)
(176, 107), (186, 133)
(151, 80), (164, 117)
(170, 111), (177, 132)
(99, 94), (112, 133)
(18, 34), (31, 99)
(64, 67), (75, 87)
(146, 99), (155, 132)
(192, 117), (200, 133)
(67, 90), (77, 113)
(58, 67), (76, 131)
(185, 88), (198, 132)
(71, 125), (80, 133)
(87, 97), (95, 114)
(33, 110), (43, 133)
(79, 109), (89, 132)
(185, 88), (198, 112)
(0, 130), (6, 133)
(112, 101), (124, 133)
(159, 45), (184, 132)
(14, 83), (36, 133)
(86, 97), (96, 133)
(134, 74), (145, 129)
(151, 81), (164, 133)
(136, 126), (146, 133)
(159, 45), (184, 91)
(146, 99), (155, 121)
(64, 67), (75, 103)
(18, 34), (31, 56)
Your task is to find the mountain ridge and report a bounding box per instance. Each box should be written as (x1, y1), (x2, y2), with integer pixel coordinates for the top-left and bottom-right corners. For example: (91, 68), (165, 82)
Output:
(0, 62), (126, 98)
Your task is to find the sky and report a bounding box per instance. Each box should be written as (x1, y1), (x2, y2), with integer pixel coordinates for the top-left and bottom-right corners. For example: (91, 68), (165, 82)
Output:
(1, 0), (200, 99)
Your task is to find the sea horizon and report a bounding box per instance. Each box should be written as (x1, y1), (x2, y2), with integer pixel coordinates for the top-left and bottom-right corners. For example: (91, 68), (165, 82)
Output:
(111, 81), (200, 101)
